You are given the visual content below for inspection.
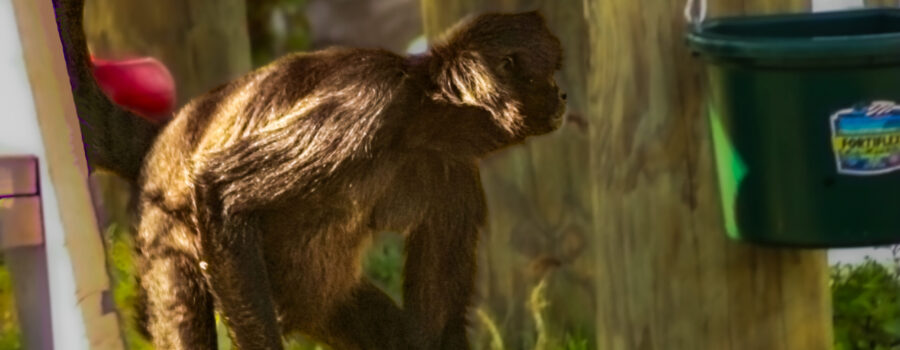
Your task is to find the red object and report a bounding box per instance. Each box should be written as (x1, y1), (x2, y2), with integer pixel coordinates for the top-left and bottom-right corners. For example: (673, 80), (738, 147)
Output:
(91, 56), (176, 121)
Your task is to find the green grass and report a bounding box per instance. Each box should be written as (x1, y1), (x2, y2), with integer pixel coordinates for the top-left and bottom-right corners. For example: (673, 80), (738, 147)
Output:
(104, 223), (153, 350)
(0, 264), (22, 350)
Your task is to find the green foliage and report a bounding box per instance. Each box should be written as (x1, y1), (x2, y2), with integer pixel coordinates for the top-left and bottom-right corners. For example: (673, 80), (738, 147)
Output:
(560, 331), (590, 350)
(363, 233), (405, 301)
(283, 337), (327, 350)
(475, 279), (593, 350)
(246, 0), (311, 67)
(0, 264), (22, 350)
(104, 223), (153, 350)
(831, 250), (900, 350)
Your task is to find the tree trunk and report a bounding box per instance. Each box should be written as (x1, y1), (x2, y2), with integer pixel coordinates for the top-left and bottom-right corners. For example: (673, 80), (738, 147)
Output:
(422, 1), (595, 348)
(84, 0), (252, 107)
(586, 0), (833, 349)
(10, 1), (126, 349)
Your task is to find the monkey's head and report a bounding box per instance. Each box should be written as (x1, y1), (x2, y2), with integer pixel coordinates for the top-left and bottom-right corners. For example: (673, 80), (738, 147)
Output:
(429, 11), (566, 140)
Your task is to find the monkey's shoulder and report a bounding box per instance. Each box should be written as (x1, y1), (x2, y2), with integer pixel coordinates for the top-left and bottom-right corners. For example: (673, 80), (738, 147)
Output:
(264, 47), (410, 86)
(139, 46), (422, 202)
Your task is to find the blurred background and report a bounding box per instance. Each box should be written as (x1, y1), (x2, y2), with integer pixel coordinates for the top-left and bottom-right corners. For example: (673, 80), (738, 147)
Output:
(78, 0), (599, 348)
(0, 0), (898, 349)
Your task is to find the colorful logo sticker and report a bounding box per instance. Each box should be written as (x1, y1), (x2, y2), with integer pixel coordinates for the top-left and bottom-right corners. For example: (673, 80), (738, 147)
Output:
(831, 101), (900, 176)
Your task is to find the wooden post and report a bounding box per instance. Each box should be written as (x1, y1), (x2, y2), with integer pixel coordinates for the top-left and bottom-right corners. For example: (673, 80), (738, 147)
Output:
(10, 1), (253, 349)
(421, 1), (596, 347)
(585, 0), (833, 349)
(10, 1), (124, 348)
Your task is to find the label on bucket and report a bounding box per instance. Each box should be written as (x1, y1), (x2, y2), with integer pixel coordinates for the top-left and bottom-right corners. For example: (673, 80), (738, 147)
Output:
(831, 101), (900, 176)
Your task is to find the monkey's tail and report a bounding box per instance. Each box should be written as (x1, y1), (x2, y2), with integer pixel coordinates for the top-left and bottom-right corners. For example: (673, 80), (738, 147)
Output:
(53, 0), (162, 182)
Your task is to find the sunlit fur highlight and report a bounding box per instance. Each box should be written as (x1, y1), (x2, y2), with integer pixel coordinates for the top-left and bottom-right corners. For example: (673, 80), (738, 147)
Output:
(56, 2), (562, 348)
(130, 11), (565, 350)
(430, 49), (523, 134)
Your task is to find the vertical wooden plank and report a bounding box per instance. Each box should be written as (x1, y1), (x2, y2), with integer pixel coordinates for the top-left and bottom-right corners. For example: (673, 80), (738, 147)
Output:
(585, 0), (833, 349)
(10, 0), (124, 349)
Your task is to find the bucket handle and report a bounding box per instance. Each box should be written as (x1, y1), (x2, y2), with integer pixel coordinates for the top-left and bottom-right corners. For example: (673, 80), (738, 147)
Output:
(684, 0), (708, 29)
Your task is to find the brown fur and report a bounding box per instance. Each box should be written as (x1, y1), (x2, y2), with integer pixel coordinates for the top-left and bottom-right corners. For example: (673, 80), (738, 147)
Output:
(56, 1), (565, 348)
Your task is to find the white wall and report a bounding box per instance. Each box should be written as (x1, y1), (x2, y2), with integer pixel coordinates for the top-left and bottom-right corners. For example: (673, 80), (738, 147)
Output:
(0, 0), (89, 349)
(813, 0), (864, 11)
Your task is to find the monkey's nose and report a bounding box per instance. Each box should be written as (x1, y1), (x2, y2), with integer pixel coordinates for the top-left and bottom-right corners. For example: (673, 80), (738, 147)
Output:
(561, 93), (567, 100)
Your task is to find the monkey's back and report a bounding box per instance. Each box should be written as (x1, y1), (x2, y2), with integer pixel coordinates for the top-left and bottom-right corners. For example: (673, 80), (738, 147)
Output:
(139, 47), (410, 214)
(135, 47), (420, 339)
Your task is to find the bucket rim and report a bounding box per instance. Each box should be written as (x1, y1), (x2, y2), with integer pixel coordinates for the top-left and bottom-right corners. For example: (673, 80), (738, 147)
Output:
(687, 8), (900, 63)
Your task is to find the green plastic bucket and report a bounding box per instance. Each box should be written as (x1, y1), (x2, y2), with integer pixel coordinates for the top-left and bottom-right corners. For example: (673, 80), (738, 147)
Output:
(687, 9), (900, 247)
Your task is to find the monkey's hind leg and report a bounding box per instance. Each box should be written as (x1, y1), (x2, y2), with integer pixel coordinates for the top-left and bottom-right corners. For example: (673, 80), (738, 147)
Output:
(137, 206), (217, 350)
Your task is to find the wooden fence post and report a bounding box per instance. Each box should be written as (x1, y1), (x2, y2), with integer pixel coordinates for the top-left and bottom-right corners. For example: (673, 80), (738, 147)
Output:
(585, 0), (833, 348)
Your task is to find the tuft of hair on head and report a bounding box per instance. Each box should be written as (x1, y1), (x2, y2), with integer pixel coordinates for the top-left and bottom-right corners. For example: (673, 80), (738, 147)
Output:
(426, 11), (562, 135)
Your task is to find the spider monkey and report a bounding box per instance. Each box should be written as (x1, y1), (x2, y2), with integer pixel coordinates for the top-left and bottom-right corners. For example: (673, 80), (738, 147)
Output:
(55, 0), (565, 348)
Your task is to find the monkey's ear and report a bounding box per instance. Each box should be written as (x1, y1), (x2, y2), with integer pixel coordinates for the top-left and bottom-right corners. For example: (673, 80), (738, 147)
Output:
(497, 55), (516, 75)
(430, 50), (522, 134)
(432, 50), (488, 105)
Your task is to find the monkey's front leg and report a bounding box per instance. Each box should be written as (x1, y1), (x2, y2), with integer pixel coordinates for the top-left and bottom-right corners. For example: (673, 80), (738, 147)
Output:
(199, 214), (284, 350)
(402, 213), (481, 349)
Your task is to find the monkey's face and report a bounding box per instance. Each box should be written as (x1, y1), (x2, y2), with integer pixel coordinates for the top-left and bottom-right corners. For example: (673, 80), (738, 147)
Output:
(432, 11), (565, 141)
(452, 12), (565, 134)
(481, 12), (565, 136)
(492, 51), (566, 136)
